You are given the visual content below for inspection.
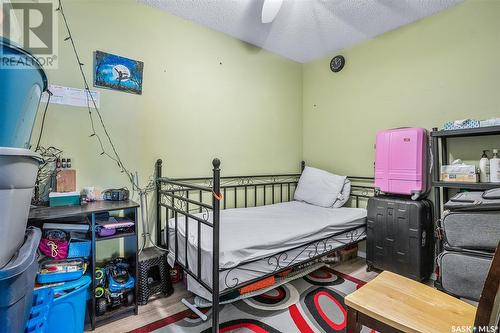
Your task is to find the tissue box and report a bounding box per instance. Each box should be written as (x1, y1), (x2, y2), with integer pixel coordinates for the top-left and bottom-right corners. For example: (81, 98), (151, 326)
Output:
(441, 164), (478, 183)
(441, 173), (478, 183)
(443, 119), (480, 131)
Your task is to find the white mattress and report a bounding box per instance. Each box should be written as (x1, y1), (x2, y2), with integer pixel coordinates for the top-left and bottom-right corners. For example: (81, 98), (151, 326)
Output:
(167, 201), (366, 298)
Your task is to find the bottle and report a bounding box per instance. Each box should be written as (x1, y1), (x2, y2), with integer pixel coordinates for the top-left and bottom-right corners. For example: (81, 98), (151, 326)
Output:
(61, 158), (67, 168)
(490, 149), (500, 183)
(67, 158), (72, 168)
(479, 150), (490, 183)
(56, 158), (62, 169)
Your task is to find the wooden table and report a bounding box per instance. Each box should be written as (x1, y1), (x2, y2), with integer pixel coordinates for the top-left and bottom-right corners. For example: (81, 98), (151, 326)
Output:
(344, 271), (476, 333)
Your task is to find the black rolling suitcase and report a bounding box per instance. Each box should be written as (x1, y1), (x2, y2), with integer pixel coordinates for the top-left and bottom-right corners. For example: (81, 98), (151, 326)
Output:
(367, 196), (434, 281)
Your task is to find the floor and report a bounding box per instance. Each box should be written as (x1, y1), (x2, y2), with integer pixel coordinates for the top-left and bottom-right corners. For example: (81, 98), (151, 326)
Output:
(91, 257), (377, 333)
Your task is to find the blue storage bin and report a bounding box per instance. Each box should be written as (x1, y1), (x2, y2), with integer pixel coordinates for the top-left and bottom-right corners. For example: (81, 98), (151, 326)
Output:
(0, 37), (48, 149)
(25, 288), (54, 333)
(26, 275), (90, 333)
(67, 239), (91, 258)
(36, 271), (83, 284)
(47, 275), (91, 333)
(37, 259), (86, 284)
(37, 268), (84, 284)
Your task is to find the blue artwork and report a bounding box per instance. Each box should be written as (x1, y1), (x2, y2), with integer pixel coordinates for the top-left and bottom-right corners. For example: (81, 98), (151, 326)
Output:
(94, 51), (144, 94)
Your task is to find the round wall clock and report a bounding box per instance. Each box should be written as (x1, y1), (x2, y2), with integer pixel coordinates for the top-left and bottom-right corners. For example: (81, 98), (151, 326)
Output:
(330, 55), (345, 72)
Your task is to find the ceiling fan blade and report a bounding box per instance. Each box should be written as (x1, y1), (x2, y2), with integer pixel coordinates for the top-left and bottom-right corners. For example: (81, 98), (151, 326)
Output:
(261, 0), (284, 24)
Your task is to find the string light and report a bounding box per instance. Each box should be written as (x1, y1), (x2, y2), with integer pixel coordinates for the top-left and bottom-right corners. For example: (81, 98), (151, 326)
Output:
(49, 0), (162, 251)
(56, 0), (155, 195)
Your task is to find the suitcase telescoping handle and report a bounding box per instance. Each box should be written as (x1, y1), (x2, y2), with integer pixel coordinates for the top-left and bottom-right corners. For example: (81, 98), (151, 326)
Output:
(410, 132), (433, 201)
(428, 135), (433, 182)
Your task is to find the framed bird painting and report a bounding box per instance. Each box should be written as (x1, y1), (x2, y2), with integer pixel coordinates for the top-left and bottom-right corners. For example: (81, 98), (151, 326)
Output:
(94, 51), (144, 95)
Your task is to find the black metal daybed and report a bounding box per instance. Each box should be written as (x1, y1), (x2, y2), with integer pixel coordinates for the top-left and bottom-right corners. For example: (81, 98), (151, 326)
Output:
(155, 159), (374, 333)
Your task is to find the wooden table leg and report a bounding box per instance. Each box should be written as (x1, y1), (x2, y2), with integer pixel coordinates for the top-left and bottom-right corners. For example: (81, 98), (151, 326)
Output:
(346, 307), (362, 333)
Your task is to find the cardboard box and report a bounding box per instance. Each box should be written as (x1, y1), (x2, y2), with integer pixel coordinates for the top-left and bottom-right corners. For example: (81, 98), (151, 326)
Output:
(340, 245), (358, 262)
(440, 164), (478, 183)
(440, 173), (478, 183)
(56, 169), (76, 192)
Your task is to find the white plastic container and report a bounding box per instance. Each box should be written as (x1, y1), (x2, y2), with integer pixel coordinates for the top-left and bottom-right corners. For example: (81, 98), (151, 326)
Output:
(491, 149), (500, 183)
(479, 150), (490, 183)
(0, 147), (43, 268)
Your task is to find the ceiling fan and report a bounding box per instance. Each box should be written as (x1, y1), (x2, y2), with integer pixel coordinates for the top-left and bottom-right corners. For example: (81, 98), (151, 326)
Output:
(261, 0), (284, 23)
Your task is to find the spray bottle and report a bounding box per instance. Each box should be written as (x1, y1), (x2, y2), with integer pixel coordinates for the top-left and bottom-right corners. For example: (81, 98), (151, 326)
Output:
(479, 150), (490, 183)
(490, 149), (500, 183)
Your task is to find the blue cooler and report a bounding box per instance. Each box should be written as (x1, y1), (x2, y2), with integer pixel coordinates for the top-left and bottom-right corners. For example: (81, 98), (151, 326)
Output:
(47, 275), (91, 333)
(0, 37), (48, 148)
(0, 228), (41, 333)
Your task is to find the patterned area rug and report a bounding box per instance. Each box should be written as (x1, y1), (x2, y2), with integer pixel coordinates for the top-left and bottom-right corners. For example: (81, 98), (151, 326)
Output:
(129, 267), (376, 333)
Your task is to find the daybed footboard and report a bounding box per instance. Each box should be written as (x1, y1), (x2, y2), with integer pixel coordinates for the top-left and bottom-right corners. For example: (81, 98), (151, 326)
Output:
(155, 158), (374, 333)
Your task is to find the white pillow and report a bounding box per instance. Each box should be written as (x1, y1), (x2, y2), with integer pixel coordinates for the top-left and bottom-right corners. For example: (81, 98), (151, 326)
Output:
(294, 166), (346, 208)
(332, 178), (351, 208)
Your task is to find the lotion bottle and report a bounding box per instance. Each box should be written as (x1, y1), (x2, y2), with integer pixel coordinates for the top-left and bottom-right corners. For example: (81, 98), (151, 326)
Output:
(479, 150), (490, 183)
(490, 149), (500, 183)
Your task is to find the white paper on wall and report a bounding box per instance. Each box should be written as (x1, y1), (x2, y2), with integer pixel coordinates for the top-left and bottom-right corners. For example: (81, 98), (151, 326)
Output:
(41, 84), (100, 108)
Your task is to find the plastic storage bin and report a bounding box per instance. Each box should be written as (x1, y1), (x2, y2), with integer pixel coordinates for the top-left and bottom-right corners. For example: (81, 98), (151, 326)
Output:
(37, 258), (86, 284)
(25, 288), (54, 333)
(68, 239), (91, 258)
(48, 275), (91, 333)
(49, 191), (81, 207)
(0, 147), (43, 268)
(0, 37), (48, 149)
(0, 228), (41, 333)
(26, 275), (90, 333)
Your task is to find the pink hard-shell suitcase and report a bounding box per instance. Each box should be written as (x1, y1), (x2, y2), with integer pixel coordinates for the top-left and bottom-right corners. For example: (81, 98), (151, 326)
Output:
(374, 127), (430, 200)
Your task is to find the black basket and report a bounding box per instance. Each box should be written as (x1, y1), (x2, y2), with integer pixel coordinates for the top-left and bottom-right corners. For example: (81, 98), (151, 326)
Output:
(138, 247), (173, 305)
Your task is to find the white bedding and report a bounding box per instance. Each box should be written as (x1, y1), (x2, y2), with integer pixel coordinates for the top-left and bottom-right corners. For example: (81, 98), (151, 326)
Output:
(167, 201), (366, 298)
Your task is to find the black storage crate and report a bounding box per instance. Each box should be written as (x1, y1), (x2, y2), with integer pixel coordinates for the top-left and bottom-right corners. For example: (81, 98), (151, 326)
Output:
(366, 196), (434, 281)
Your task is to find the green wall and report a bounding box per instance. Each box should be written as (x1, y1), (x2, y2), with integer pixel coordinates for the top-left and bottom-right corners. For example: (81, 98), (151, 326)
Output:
(302, 0), (500, 176)
(31, 0), (302, 255)
(33, 0), (303, 192)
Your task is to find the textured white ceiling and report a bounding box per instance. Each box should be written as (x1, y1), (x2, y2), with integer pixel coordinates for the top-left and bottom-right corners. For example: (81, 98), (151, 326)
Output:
(139, 0), (463, 63)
